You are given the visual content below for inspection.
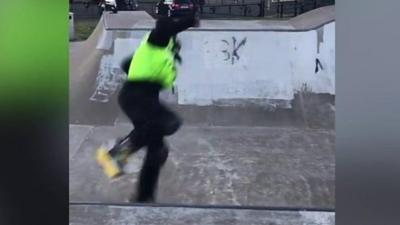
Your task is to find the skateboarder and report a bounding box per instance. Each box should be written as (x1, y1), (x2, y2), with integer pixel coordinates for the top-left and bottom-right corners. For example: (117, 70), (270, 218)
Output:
(96, 15), (199, 203)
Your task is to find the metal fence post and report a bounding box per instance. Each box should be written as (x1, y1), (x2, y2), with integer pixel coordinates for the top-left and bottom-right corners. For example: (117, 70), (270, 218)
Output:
(69, 12), (75, 41)
(260, 0), (265, 17)
(276, 0), (280, 17)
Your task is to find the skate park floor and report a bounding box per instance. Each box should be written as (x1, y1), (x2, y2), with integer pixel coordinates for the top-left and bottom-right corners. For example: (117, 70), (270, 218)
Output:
(70, 123), (335, 224)
(69, 7), (335, 224)
(70, 124), (334, 208)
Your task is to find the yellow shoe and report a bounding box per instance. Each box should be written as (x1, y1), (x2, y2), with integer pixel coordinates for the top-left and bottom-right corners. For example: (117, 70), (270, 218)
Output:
(96, 146), (123, 179)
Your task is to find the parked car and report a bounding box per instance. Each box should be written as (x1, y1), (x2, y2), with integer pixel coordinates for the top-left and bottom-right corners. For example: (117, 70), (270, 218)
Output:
(155, 0), (197, 17)
(99, 0), (118, 13)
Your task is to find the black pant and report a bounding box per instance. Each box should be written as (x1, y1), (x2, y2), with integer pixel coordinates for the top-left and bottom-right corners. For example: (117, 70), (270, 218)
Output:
(118, 81), (182, 202)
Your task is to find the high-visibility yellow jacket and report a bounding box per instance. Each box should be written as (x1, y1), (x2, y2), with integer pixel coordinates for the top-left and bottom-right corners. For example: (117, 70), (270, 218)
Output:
(127, 33), (176, 89)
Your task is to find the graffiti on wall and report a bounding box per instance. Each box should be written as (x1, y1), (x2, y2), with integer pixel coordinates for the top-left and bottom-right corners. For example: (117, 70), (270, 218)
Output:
(90, 55), (126, 103)
(221, 37), (247, 65)
(315, 58), (324, 73)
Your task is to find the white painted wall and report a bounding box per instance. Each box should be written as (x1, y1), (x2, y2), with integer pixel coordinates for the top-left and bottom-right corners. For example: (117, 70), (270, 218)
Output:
(177, 22), (335, 105)
(93, 22), (335, 107)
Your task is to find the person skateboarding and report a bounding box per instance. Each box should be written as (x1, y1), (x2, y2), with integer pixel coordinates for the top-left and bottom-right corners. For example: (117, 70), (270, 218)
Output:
(96, 14), (199, 203)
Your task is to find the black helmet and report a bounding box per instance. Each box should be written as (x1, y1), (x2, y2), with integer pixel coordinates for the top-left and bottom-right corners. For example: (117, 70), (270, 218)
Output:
(155, 16), (173, 32)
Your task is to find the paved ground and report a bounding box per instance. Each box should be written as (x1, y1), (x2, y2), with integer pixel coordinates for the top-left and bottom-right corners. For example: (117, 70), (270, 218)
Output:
(70, 204), (335, 225)
(70, 124), (334, 208)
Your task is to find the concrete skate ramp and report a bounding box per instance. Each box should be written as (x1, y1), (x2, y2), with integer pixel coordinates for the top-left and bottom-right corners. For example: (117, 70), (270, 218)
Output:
(69, 10), (335, 209)
(70, 12), (154, 125)
(70, 7), (335, 126)
(289, 5), (335, 29)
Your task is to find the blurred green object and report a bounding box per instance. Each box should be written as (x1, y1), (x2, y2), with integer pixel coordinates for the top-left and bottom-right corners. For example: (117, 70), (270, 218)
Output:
(0, 1), (68, 113)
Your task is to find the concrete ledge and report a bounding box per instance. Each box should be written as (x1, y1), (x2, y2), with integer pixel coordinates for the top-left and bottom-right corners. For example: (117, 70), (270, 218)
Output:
(289, 6), (335, 30)
(70, 204), (335, 225)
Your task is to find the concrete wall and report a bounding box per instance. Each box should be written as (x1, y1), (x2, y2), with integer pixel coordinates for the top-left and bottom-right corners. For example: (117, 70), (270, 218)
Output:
(93, 21), (335, 108)
(177, 22), (334, 106)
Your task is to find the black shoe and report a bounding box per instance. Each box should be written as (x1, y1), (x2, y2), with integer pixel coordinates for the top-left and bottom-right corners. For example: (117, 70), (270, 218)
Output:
(109, 139), (129, 165)
(129, 194), (155, 203)
(109, 136), (144, 168)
